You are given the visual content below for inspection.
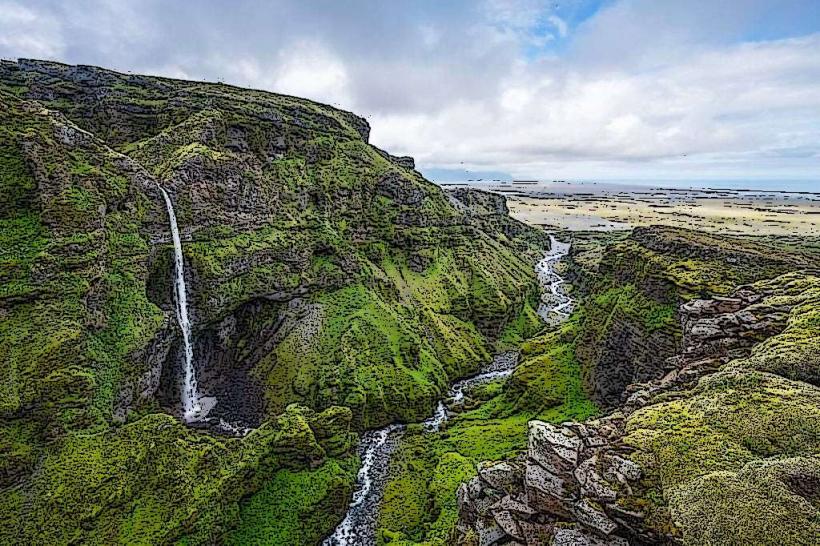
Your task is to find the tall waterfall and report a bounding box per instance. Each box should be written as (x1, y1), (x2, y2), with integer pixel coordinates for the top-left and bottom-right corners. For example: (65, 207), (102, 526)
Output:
(159, 187), (203, 422)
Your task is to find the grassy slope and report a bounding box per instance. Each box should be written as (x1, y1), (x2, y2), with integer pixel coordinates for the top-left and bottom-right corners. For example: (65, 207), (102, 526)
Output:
(0, 61), (548, 544)
(224, 456), (359, 546)
(0, 93), (164, 431)
(0, 404), (356, 545)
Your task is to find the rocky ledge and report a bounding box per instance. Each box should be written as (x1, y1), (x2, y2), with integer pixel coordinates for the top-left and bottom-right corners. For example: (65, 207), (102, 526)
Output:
(457, 272), (820, 545)
(457, 418), (650, 546)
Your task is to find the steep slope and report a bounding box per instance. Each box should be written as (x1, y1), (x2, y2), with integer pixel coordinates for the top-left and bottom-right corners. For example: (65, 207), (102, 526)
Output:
(0, 60), (547, 543)
(573, 226), (812, 408)
(456, 231), (820, 545)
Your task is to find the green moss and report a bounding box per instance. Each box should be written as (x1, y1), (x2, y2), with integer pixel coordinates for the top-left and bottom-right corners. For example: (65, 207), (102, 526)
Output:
(0, 131), (36, 217)
(225, 456), (358, 546)
(670, 457), (820, 546)
(626, 370), (820, 490)
(623, 368), (820, 544)
(1, 405), (354, 545)
(590, 284), (677, 333)
(377, 322), (597, 545)
(504, 320), (597, 416)
(261, 237), (541, 429)
(497, 298), (544, 349)
(729, 273), (820, 385)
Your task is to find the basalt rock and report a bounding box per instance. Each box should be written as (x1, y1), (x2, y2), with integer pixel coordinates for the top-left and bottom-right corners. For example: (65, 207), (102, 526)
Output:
(458, 418), (660, 545)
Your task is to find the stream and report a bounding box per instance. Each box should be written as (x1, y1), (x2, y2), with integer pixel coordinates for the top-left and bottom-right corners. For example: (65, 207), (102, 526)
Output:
(323, 234), (573, 546)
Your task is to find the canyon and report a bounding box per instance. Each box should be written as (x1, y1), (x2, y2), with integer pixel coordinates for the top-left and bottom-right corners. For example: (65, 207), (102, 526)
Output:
(0, 60), (818, 546)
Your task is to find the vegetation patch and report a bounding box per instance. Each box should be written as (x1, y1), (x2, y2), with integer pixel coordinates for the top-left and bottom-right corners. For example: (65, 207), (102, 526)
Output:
(377, 319), (598, 545)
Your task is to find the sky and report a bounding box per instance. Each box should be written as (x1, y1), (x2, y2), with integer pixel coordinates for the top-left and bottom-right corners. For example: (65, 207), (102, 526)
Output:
(1, 0), (820, 189)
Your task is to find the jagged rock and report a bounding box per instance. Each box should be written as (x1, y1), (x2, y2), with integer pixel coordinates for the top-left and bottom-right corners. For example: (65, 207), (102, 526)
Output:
(574, 456), (617, 501)
(525, 459), (574, 510)
(393, 155), (415, 169)
(573, 498), (618, 535)
(476, 517), (507, 546)
(602, 454), (641, 483)
(479, 461), (523, 492)
(518, 520), (554, 545)
(490, 494), (537, 516)
(552, 528), (628, 546)
(529, 421), (583, 473)
(459, 281), (805, 545)
(681, 297), (744, 316)
(492, 509), (523, 541)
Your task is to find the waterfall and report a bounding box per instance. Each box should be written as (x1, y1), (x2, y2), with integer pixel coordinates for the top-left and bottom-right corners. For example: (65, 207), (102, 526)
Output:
(159, 187), (204, 423)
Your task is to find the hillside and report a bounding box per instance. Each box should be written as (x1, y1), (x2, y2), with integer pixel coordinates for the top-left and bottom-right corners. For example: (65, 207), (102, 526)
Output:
(456, 229), (820, 546)
(0, 60), (548, 544)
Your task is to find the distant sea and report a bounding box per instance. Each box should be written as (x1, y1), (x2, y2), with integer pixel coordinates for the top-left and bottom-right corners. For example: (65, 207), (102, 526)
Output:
(436, 178), (819, 195)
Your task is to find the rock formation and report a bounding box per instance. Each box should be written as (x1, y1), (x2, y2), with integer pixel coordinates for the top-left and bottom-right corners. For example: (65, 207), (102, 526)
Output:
(457, 272), (820, 545)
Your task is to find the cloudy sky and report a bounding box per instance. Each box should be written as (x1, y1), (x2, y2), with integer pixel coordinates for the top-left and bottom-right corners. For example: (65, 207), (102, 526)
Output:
(2, 0), (820, 188)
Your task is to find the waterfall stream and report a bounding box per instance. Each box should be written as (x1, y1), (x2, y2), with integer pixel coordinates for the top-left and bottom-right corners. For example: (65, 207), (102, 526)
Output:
(159, 187), (205, 423)
(324, 234), (574, 546)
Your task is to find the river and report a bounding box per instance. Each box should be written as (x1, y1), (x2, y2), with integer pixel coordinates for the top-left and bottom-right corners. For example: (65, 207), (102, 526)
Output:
(323, 234), (573, 546)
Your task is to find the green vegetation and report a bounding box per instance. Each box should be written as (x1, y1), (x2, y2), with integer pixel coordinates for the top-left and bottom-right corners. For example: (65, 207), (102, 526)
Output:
(377, 319), (598, 545)
(0, 61), (549, 544)
(0, 405), (355, 545)
(262, 240), (539, 429)
(625, 367), (820, 545)
(225, 456), (358, 546)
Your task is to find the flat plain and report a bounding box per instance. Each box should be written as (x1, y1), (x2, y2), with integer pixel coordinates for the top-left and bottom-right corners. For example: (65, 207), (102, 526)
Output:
(449, 182), (820, 236)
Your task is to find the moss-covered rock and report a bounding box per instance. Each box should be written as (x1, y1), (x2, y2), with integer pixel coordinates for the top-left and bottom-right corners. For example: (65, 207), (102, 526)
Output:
(0, 405), (354, 544)
(669, 456), (820, 546)
(0, 59), (552, 544)
(619, 273), (820, 545)
(571, 226), (813, 408)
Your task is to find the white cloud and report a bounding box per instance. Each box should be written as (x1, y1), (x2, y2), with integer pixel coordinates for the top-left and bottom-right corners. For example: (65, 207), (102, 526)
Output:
(273, 42), (351, 106)
(0, 1), (64, 59)
(371, 31), (820, 180)
(548, 15), (568, 38)
(0, 0), (818, 183)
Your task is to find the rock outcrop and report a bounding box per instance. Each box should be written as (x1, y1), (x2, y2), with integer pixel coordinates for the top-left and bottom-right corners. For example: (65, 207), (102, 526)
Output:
(458, 418), (653, 545)
(457, 271), (820, 545)
(574, 226), (812, 409)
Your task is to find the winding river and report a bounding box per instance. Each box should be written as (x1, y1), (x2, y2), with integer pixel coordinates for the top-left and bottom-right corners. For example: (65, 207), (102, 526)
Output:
(323, 235), (573, 546)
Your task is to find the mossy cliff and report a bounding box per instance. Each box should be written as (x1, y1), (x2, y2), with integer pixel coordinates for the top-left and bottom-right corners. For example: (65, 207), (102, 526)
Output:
(571, 226), (812, 408)
(0, 59), (547, 544)
(456, 233), (820, 545)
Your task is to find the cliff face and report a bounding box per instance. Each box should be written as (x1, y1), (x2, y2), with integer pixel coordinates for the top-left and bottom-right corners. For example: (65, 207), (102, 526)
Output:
(0, 60), (547, 543)
(573, 226), (811, 409)
(457, 236), (820, 546)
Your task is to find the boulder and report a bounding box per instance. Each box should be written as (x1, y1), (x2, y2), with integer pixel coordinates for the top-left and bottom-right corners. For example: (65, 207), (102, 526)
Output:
(529, 421), (583, 474)
(479, 460), (523, 493)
